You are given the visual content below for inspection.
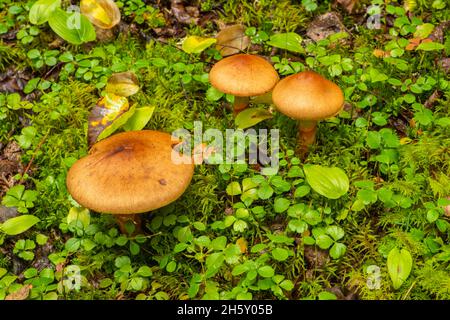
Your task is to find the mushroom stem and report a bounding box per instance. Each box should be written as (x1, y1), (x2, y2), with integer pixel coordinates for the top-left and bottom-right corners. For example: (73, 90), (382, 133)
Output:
(297, 120), (318, 155)
(115, 214), (142, 235)
(233, 96), (250, 115)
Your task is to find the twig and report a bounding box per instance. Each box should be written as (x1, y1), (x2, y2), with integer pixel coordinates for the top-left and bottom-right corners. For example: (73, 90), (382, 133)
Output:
(19, 129), (50, 185)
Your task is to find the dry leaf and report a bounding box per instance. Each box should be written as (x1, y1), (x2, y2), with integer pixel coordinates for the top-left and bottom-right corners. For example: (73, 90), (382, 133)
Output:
(337, 0), (358, 13)
(372, 49), (390, 58)
(236, 237), (248, 254)
(171, 0), (199, 25)
(87, 93), (130, 146)
(5, 284), (32, 300)
(405, 38), (422, 51)
(216, 24), (250, 56)
(306, 12), (346, 42)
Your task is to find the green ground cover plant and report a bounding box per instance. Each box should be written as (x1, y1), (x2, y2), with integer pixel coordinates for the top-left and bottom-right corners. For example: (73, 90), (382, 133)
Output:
(0, 0), (449, 301)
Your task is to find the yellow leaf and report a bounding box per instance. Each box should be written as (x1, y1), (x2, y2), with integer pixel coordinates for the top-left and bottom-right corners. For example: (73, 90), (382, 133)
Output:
(236, 237), (248, 254)
(400, 137), (412, 145)
(5, 284), (32, 300)
(182, 36), (217, 54)
(80, 0), (120, 29)
(105, 71), (140, 97)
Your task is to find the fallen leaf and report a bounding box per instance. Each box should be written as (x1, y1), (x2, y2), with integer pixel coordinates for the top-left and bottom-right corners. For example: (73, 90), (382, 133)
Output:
(306, 12), (346, 42)
(336, 0), (358, 13)
(215, 24), (250, 56)
(405, 38), (421, 51)
(105, 72), (139, 97)
(182, 36), (217, 54)
(236, 237), (248, 254)
(80, 0), (120, 29)
(372, 49), (390, 58)
(87, 93), (130, 146)
(171, 0), (199, 25)
(5, 284), (32, 300)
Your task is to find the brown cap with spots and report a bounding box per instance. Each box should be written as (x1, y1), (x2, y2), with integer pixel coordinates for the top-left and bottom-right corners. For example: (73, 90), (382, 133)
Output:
(272, 71), (344, 121)
(209, 54), (279, 97)
(66, 130), (194, 214)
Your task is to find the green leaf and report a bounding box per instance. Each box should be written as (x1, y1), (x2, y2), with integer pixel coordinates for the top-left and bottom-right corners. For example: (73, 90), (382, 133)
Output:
(316, 234), (333, 249)
(29, 0), (61, 25)
(67, 206), (90, 229)
(326, 226), (345, 241)
(288, 219), (308, 233)
(65, 238), (81, 252)
(318, 291), (337, 300)
(233, 220), (248, 232)
(303, 165), (349, 199)
(272, 248), (289, 261)
(257, 265), (275, 278)
(294, 185), (310, 198)
(258, 183), (274, 200)
(182, 36), (217, 54)
(387, 247), (413, 290)
(211, 236), (227, 251)
(226, 181), (242, 196)
(329, 243), (346, 259)
(48, 8), (96, 45)
(235, 108), (272, 130)
(206, 86), (224, 101)
(136, 266), (152, 277)
(267, 32), (303, 53)
(274, 198), (290, 213)
(413, 23), (434, 39)
(416, 41), (444, 51)
(0, 215), (40, 236)
(122, 106), (155, 131)
(36, 234), (48, 245)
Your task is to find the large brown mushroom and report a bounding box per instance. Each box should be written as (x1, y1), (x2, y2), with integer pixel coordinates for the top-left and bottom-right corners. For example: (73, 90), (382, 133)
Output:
(209, 54), (279, 115)
(66, 130), (194, 234)
(272, 71), (344, 154)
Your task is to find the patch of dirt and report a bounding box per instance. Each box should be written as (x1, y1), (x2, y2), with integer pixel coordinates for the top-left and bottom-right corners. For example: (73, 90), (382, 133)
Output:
(0, 141), (23, 198)
(429, 21), (450, 43)
(304, 245), (330, 269)
(438, 58), (450, 74)
(32, 241), (53, 271)
(0, 68), (31, 94)
(327, 286), (359, 300)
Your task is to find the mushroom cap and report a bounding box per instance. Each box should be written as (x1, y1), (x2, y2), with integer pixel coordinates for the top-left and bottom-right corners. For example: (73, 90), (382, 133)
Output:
(209, 54), (279, 97)
(272, 71), (344, 121)
(66, 130), (194, 214)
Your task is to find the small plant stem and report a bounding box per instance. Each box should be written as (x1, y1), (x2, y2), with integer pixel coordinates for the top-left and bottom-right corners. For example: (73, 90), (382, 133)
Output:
(115, 214), (142, 235)
(296, 120), (318, 155)
(19, 129), (50, 184)
(233, 96), (249, 116)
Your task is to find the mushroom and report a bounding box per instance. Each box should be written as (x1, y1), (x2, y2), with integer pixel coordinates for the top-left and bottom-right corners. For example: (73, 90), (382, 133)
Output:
(66, 130), (194, 234)
(272, 71), (344, 154)
(209, 54), (279, 115)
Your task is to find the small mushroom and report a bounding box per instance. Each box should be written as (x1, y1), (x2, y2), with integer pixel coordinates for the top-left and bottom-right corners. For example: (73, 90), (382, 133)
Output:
(209, 54), (279, 115)
(272, 71), (344, 155)
(66, 130), (194, 234)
